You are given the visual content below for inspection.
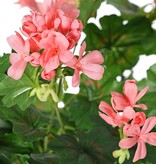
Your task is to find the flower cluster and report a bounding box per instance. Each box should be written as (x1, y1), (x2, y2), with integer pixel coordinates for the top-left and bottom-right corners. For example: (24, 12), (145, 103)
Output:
(7, 0), (104, 88)
(98, 80), (156, 163)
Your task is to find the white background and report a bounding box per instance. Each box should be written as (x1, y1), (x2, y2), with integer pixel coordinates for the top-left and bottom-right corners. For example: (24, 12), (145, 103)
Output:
(0, 0), (156, 83)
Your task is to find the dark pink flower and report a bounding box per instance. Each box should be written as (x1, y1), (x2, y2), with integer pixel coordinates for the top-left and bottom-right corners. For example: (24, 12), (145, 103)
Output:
(111, 80), (148, 110)
(119, 117), (156, 162)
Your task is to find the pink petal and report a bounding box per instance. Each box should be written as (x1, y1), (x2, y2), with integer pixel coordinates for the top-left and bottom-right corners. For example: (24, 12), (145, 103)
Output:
(136, 86), (149, 102)
(9, 53), (21, 65)
(131, 112), (146, 126)
(72, 69), (80, 87)
(61, 2), (79, 19)
(121, 106), (135, 122)
(41, 70), (55, 80)
(142, 132), (156, 146)
(59, 50), (74, 63)
(24, 40), (30, 52)
(81, 63), (104, 80)
(123, 124), (140, 137)
(7, 34), (25, 54)
(7, 59), (27, 80)
(82, 50), (104, 64)
(56, 33), (69, 50)
(119, 138), (137, 149)
(15, 0), (41, 12)
(45, 55), (60, 72)
(111, 92), (129, 110)
(133, 140), (147, 162)
(134, 104), (148, 110)
(99, 112), (116, 127)
(79, 42), (86, 60)
(123, 80), (138, 105)
(99, 101), (116, 118)
(141, 117), (156, 134)
(65, 56), (77, 69)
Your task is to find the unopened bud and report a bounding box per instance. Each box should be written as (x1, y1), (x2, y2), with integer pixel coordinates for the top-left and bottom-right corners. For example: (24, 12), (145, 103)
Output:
(113, 149), (130, 164)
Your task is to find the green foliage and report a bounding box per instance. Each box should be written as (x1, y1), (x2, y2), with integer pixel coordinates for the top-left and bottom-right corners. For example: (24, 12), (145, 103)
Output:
(0, 106), (49, 142)
(0, 60), (35, 110)
(49, 126), (119, 164)
(1, 0), (156, 163)
(79, 0), (103, 25)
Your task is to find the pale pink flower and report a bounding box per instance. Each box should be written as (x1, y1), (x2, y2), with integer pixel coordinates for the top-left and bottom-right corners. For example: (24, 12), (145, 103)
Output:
(111, 80), (148, 110)
(40, 30), (74, 72)
(98, 101), (135, 127)
(7, 32), (30, 80)
(66, 42), (104, 87)
(119, 117), (156, 162)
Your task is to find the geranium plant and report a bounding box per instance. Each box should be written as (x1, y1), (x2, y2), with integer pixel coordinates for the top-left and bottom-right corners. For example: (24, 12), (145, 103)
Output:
(0, 0), (156, 163)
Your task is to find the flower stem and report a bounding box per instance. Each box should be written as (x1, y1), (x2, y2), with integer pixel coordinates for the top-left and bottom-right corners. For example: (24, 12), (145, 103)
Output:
(54, 104), (65, 134)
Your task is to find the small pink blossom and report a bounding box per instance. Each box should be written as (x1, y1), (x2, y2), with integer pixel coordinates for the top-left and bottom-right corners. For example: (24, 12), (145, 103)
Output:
(66, 42), (104, 87)
(119, 117), (156, 162)
(98, 101), (135, 127)
(131, 112), (146, 126)
(41, 70), (55, 80)
(111, 80), (148, 110)
(7, 32), (30, 80)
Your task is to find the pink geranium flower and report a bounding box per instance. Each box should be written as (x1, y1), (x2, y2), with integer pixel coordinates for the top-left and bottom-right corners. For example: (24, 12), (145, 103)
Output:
(119, 117), (156, 162)
(66, 42), (104, 87)
(98, 101), (135, 127)
(40, 30), (74, 73)
(7, 32), (30, 80)
(111, 80), (148, 110)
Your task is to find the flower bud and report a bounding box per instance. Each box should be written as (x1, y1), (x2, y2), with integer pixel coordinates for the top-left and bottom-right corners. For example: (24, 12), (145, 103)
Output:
(113, 149), (130, 164)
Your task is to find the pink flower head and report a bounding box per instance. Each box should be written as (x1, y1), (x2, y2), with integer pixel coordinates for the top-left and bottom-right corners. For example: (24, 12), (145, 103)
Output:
(66, 42), (104, 87)
(40, 30), (74, 73)
(111, 80), (148, 110)
(119, 117), (156, 162)
(98, 101), (135, 127)
(7, 32), (30, 80)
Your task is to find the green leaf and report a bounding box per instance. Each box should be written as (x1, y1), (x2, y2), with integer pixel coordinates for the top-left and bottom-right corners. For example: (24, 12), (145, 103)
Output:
(138, 64), (156, 116)
(64, 93), (99, 130)
(0, 64), (35, 110)
(107, 0), (140, 19)
(79, 0), (103, 25)
(0, 54), (10, 80)
(85, 15), (154, 69)
(0, 106), (49, 142)
(30, 153), (60, 164)
(49, 127), (119, 163)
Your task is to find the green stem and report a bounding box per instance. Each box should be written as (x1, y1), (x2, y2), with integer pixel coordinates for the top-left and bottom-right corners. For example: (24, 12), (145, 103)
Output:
(118, 126), (124, 139)
(54, 104), (65, 134)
